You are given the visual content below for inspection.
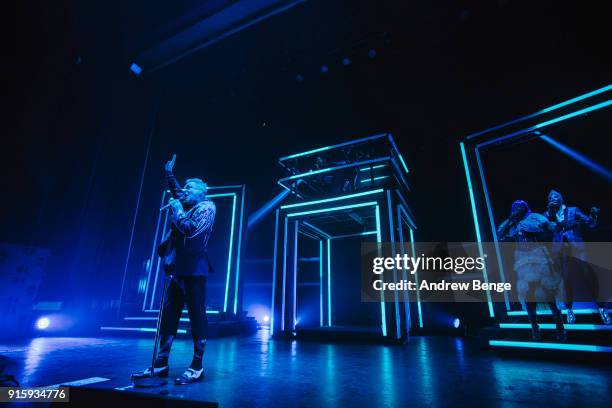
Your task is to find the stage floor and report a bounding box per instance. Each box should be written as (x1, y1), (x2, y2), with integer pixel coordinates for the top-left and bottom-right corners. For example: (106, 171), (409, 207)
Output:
(1, 330), (611, 407)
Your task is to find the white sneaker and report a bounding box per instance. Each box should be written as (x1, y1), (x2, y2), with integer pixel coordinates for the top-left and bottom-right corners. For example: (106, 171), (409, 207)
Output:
(131, 365), (169, 380)
(599, 308), (611, 325)
(175, 368), (204, 385)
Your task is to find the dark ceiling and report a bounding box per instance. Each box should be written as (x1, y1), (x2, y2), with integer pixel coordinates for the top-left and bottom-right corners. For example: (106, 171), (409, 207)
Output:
(7, 0), (611, 244)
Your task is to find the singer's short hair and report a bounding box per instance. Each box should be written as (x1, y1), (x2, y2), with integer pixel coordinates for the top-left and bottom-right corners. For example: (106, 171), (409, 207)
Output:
(185, 178), (208, 201)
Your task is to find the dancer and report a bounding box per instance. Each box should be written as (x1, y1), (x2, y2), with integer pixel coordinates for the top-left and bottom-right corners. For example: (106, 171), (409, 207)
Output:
(544, 189), (608, 324)
(498, 200), (566, 341)
(132, 154), (216, 384)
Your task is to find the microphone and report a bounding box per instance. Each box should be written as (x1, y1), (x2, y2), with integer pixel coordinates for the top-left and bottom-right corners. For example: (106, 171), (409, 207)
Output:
(160, 189), (186, 211)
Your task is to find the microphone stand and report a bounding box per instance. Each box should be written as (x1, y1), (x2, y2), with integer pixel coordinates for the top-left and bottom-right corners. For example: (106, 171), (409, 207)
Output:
(133, 186), (184, 387)
(133, 274), (172, 388)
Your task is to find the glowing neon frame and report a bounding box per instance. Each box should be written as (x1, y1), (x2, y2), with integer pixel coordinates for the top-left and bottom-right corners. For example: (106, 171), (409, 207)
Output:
(361, 175), (390, 183)
(141, 185), (246, 317)
(397, 205), (422, 328)
(360, 164), (387, 171)
(489, 339), (612, 353)
(460, 142), (494, 317)
(233, 186), (246, 314)
(292, 220), (299, 329)
(499, 323), (612, 331)
(375, 204), (387, 337)
(101, 326), (188, 334)
(386, 190), (401, 339)
(281, 189), (384, 210)
(460, 85), (611, 319)
(327, 238), (332, 326)
(466, 85), (612, 140)
(273, 133), (413, 340)
(286, 201), (379, 218)
(220, 192), (237, 313)
(506, 308), (599, 316)
(319, 240), (324, 327)
(273, 199), (391, 337)
(287, 201), (384, 333)
(270, 209), (280, 335)
(277, 157), (390, 192)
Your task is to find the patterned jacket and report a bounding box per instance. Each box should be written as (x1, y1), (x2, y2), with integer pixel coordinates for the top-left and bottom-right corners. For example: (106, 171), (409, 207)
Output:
(544, 206), (597, 243)
(157, 172), (216, 276)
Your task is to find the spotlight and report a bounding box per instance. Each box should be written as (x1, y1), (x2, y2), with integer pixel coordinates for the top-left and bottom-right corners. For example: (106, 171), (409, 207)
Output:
(247, 189), (290, 230)
(368, 49), (376, 58)
(538, 133), (612, 182)
(36, 317), (50, 330)
(263, 315), (270, 323)
(129, 63), (142, 76)
(320, 65), (329, 74)
(342, 57), (351, 66)
(453, 318), (461, 329)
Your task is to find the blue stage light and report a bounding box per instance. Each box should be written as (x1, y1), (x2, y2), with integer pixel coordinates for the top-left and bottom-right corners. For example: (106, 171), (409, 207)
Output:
(36, 317), (50, 330)
(539, 133), (612, 182)
(263, 315), (270, 323)
(453, 318), (461, 329)
(249, 190), (290, 229)
(342, 57), (351, 66)
(368, 49), (376, 58)
(320, 65), (329, 73)
(129, 63), (142, 75)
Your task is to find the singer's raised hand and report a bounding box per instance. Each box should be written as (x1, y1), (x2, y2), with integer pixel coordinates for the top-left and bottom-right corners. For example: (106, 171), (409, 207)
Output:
(165, 154), (177, 172)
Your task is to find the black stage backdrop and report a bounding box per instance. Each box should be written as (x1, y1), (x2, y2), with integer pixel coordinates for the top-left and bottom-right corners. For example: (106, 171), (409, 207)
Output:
(4, 0), (611, 330)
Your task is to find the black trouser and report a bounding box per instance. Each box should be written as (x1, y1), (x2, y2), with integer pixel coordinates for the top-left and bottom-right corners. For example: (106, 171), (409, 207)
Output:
(156, 275), (208, 366)
(525, 302), (563, 328)
(560, 254), (605, 310)
(523, 282), (563, 329)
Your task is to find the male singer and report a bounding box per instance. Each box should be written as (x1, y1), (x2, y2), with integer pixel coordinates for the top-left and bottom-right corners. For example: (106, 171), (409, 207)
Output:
(133, 154), (216, 384)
